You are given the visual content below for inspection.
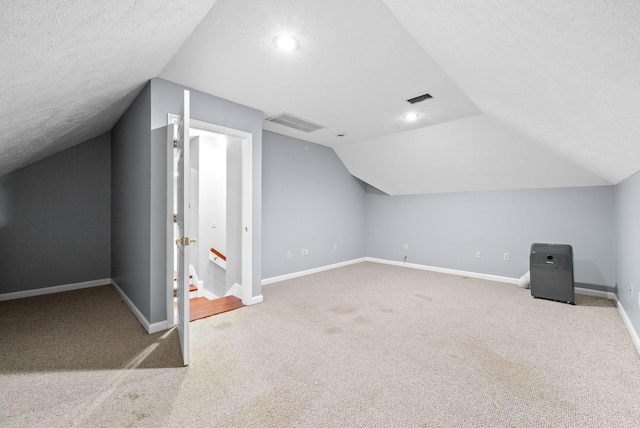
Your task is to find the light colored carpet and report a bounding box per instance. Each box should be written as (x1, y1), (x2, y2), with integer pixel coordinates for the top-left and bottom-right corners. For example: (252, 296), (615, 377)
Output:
(1, 262), (639, 427)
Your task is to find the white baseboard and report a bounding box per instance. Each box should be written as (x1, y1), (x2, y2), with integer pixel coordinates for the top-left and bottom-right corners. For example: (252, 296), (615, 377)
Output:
(110, 280), (168, 334)
(365, 257), (519, 285)
(188, 265), (205, 298)
(247, 294), (263, 305)
(574, 287), (617, 301)
(202, 288), (218, 300)
(617, 300), (640, 357)
(366, 258), (620, 300)
(0, 278), (110, 302)
(261, 257), (367, 286)
(225, 283), (243, 300)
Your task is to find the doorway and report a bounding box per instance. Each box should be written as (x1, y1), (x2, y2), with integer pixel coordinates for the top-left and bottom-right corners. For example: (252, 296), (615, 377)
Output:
(166, 115), (254, 328)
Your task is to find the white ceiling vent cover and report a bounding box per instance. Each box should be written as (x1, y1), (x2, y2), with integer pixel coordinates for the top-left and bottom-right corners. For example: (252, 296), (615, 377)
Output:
(265, 112), (325, 133)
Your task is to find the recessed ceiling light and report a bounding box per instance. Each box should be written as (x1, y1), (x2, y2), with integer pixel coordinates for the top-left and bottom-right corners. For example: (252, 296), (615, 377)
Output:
(274, 35), (299, 51)
(404, 112), (420, 121)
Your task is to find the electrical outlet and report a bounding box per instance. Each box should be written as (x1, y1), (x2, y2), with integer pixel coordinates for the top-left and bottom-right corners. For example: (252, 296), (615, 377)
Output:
(301, 249), (305, 256)
(286, 250), (291, 259)
(475, 251), (481, 258)
(503, 253), (510, 261)
(333, 244), (337, 251)
(404, 244), (409, 251)
(305, 249), (309, 256)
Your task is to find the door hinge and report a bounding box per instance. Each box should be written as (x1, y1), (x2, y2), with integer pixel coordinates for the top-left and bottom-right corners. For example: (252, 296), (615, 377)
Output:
(176, 237), (197, 246)
(173, 138), (178, 149)
(173, 214), (177, 223)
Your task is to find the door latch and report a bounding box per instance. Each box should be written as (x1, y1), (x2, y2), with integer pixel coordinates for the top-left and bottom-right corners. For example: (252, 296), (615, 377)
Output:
(175, 237), (197, 246)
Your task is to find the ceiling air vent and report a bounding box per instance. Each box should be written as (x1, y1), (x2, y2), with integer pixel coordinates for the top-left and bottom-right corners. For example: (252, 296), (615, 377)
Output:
(265, 112), (325, 133)
(406, 93), (433, 104)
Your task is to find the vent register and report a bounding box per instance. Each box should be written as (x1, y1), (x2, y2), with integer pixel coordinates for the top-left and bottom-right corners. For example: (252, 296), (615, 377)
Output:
(265, 112), (325, 133)
(407, 93), (432, 104)
(265, 93), (432, 132)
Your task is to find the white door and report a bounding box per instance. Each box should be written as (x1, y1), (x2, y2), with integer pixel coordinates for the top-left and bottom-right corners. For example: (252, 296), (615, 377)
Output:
(176, 90), (191, 366)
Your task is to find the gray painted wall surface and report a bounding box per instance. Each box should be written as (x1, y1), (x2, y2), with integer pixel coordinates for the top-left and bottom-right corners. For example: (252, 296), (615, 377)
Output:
(614, 172), (640, 336)
(0, 134), (111, 293)
(262, 131), (367, 279)
(149, 78), (263, 321)
(111, 82), (152, 321)
(366, 186), (615, 288)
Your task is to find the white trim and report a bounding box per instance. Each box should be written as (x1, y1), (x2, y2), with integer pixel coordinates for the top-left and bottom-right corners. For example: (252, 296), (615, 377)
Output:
(209, 250), (227, 270)
(148, 320), (171, 334)
(0, 279), (110, 302)
(189, 264), (204, 297)
(365, 257), (519, 284)
(111, 280), (170, 334)
(241, 129), (253, 306)
(166, 123), (177, 329)
(261, 258), (367, 286)
(366, 258), (621, 300)
(574, 287), (617, 301)
(201, 287), (218, 300)
(617, 300), (640, 357)
(247, 294), (264, 305)
(167, 114), (255, 311)
(225, 283), (243, 300)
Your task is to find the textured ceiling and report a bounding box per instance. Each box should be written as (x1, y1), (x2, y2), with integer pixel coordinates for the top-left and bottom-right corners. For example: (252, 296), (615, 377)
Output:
(3, 0), (639, 194)
(159, 0), (481, 147)
(381, 0), (640, 185)
(0, 0), (217, 176)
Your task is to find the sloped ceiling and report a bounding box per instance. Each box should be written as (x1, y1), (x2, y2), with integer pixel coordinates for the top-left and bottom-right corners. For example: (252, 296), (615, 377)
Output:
(159, 0), (481, 147)
(3, 0), (639, 195)
(160, 0), (639, 195)
(381, 0), (640, 186)
(0, 0), (217, 176)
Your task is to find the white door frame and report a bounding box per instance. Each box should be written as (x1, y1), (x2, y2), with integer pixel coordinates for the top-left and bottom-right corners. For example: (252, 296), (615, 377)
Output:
(166, 115), (254, 326)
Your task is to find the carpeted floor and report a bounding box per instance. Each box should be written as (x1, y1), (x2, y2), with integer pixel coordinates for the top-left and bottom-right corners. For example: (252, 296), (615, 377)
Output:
(1, 262), (639, 427)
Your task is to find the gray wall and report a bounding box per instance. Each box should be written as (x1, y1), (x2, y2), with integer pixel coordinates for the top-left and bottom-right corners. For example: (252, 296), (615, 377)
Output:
(366, 186), (615, 288)
(615, 171), (640, 336)
(111, 82), (152, 320)
(0, 134), (111, 293)
(149, 78), (263, 321)
(262, 131), (367, 279)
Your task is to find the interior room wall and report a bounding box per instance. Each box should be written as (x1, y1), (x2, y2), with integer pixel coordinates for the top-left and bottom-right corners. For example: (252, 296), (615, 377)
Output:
(366, 185), (616, 290)
(111, 81), (152, 320)
(614, 171), (640, 336)
(262, 131), (367, 279)
(150, 77), (263, 321)
(0, 133), (111, 294)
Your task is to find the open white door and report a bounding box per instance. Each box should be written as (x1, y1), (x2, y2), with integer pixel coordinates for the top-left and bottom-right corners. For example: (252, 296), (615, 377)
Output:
(175, 90), (191, 366)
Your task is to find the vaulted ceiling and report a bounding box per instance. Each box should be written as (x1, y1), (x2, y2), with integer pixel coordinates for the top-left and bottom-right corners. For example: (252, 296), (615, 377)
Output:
(3, 0), (639, 195)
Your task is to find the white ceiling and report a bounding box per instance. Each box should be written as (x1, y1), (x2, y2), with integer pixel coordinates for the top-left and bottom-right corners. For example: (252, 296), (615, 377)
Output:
(3, 0), (639, 195)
